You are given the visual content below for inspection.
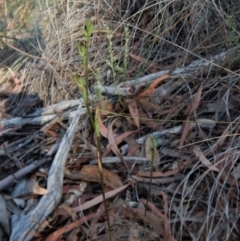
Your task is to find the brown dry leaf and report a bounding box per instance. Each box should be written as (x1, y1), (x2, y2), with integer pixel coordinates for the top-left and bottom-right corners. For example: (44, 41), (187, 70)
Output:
(193, 146), (220, 172)
(137, 97), (161, 114)
(129, 52), (146, 64)
(45, 183), (130, 241)
(96, 102), (108, 138)
(129, 52), (170, 73)
(141, 193), (177, 241)
(138, 111), (162, 130)
(137, 75), (169, 97)
(149, 75), (170, 89)
(185, 84), (203, 115)
(124, 136), (141, 156)
(127, 99), (139, 128)
(131, 208), (166, 239)
(33, 184), (49, 195)
(45, 213), (95, 241)
(58, 204), (78, 221)
(80, 165), (123, 189)
(179, 117), (192, 151)
(107, 118), (124, 161)
(73, 182), (130, 212)
(46, 130), (58, 137)
(129, 52), (160, 74)
(90, 202), (106, 230)
(204, 123), (232, 156)
(103, 130), (136, 157)
(66, 230), (78, 241)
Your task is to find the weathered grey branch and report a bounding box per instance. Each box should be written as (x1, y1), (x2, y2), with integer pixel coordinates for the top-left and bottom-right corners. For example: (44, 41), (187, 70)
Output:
(99, 48), (237, 96)
(10, 104), (83, 241)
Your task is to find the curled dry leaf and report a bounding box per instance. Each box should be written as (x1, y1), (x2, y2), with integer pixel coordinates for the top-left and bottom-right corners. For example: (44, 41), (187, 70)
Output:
(130, 208), (166, 239)
(45, 213), (95, 241)
(179, 117), (192, 152)
(137, 97), (161, 114)
(193, 146), (220, 172)
(73, 183), (130, 212)
(65, 165), (123, 189)
(141, 193), (177, 241)
(124, 136), (141, 156)
(46, 183), (131, 241)
(185, 84), (203, 115)
(103, 130), (136, 157)
(33, 184), (49, 195)
(107, 118), (124, 161)
(137, 75), (169, 97)
(138, 111), (162, 130)
(127, 99), (139, 128)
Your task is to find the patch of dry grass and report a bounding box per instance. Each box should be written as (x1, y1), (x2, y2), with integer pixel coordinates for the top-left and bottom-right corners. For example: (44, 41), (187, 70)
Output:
(11, 0), (239, 105)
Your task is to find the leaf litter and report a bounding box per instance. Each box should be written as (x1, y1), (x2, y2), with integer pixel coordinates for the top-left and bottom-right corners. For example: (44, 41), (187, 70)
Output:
(1, 1), (240, 241)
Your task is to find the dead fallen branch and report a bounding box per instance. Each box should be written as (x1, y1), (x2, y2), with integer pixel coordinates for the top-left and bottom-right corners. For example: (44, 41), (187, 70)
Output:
(0, 107), (87, 129)
(0, 141), (60, 191)
(10, 104), (83, 241)
(99, 48), (238, 96)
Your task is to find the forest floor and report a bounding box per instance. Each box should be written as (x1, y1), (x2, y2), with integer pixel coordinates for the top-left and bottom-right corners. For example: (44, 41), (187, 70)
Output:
(0, 1), (240, 240)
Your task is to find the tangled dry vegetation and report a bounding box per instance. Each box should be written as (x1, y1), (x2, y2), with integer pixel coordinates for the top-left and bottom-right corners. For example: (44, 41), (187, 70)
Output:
(1, 0), (240, 240)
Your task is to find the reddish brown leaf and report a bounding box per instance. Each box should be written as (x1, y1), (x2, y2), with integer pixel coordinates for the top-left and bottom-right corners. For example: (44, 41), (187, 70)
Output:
(73, 183), (130, 212)
(137, 75), (169, 97)
(65, 165), (123, 189)
(141, 194), (177, 241)
(90, 202), (106, 228)
(107, 118), (124, 160)
(138, 111), (162, 130)
(191, 84), (202, 113)
(129, 52), (172, 73)
(193, 146), (220, 172)
(127, 99), (139, 128)
(129, 52), (146, 63)
(103, 130), (136, 157)
(185, 84), (203, 115)
(33, 184), (49, 195)
(45, 213), (95, 241)
(179, 117), (192, 151)
(124, 136), (141, 156)
(137, 97), (161, 114)
(130, 208), (166, 239)
(46, 130), (58, 137)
